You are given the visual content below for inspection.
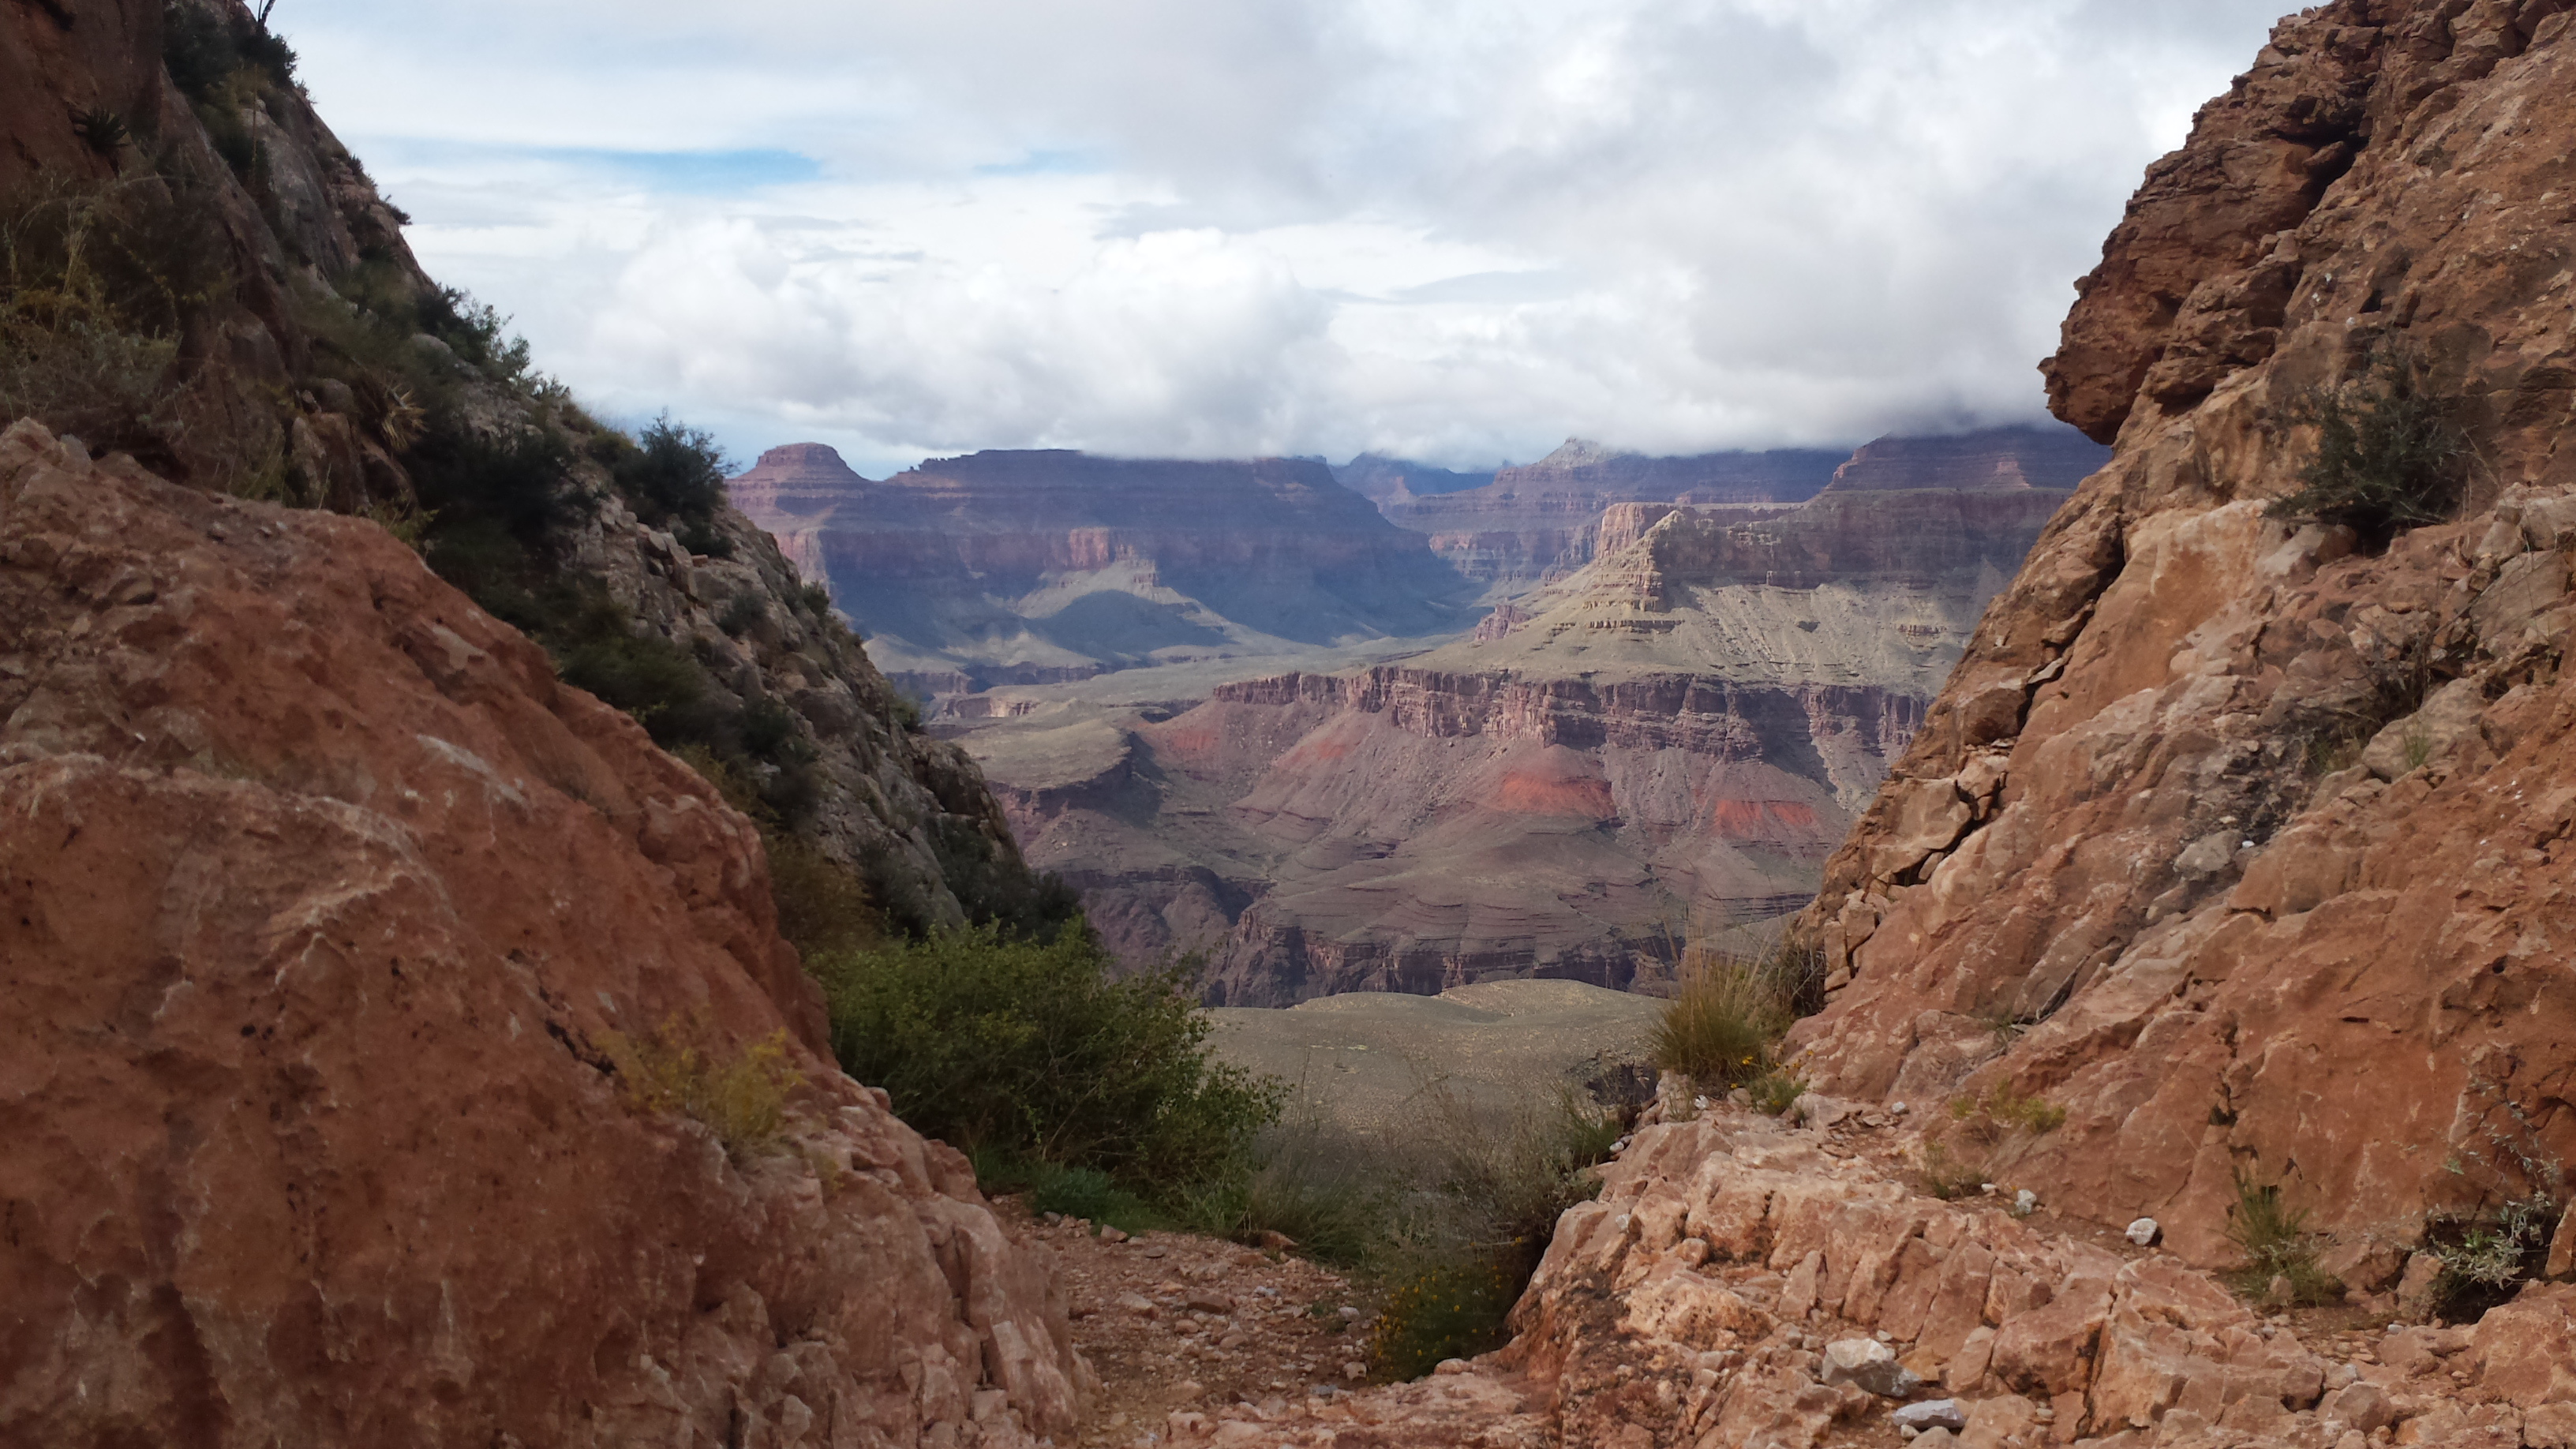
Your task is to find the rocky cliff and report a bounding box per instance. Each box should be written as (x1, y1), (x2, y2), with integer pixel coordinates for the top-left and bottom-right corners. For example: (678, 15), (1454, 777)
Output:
(730, 445), (1476, 698)
(1387, 430), (2106, 601)
(957, 482), (2072, 1004)
(1788, 0), (2576, 1276)
(0, 422), (1086, 1446)
(2, 3), (1080, 1443)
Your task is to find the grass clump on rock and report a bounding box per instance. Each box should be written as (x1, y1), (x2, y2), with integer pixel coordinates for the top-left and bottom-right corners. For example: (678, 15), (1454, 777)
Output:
(1650, 951), (1802, 1091)
(2225, 1165), (2342, 1308)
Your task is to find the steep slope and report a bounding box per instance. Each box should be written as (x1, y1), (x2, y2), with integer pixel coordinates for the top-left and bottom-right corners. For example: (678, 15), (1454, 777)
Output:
(0, 0), (1055, 937)
(1789, 0), (2576, 1273)
(729, 445), (1477, 698)
(0, 422), (1085, 1447)
(959, 477), (2073, 1003)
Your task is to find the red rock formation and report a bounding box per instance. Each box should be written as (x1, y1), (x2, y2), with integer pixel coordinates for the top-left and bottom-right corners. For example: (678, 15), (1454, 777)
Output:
(1791, 0), (2576, 1271)
(0, 0), (161, 187)
(0, 422), (1086, 1446)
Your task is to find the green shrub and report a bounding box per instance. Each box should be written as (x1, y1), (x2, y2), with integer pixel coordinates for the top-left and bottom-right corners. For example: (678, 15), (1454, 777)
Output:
(2271, 350), (2468, 544)
(718, 593), (766, 637)
(1747, 1069), (1807, 1118)
(1652, 954), (1795, 1088)
(612, 413), (730, 541)
(2427, 1193), (2562, 1321)
(603, 1017), (803, 1166)
(1369, 1252), (1522, 1380)
(2224, 1165), (2341, 1306)
(163, 0), (298, 103)
(809, 925), (1283, 1193)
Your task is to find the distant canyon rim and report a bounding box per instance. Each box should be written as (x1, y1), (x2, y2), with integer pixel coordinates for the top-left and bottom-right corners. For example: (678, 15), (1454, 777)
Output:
(729, 426), (2109, 1001)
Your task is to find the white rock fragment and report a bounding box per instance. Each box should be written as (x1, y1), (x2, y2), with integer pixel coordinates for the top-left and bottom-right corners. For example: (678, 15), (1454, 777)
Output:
(2012, 1189), (2039, 1216)
(1893, 1399), (1968, 1432)
(2127, 1217), (2162, 1247)
(1820, 1338), (1921, 1398)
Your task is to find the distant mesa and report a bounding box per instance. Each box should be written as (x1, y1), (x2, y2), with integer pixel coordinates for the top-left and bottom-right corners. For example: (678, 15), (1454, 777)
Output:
(725, 442), (872, 519)
(728, 446), (1476, 698)
(1820, 424), (2110, 492)
(1330, 453), (1498, 507)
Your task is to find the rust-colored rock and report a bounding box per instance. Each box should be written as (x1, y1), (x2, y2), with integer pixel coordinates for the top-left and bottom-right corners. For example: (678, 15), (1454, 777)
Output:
(0, 422), (1086, 1446)
(1792, 0), (2576, 1271)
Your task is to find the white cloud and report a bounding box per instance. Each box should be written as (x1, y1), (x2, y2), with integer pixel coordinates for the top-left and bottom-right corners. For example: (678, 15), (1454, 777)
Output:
(286, 0), (2291, 474)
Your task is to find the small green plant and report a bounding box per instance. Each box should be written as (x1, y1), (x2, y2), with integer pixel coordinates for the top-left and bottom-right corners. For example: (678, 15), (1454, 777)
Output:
(2269, 349), (2469, 545)
(2399, 721), (2437, 773)
(2425, 1193), (2559, 1319)
(603, 1017), (803, 1165)
(2302, 720), (2372, 778)
(2224, 1164), (2342, 1306)
(718, 593), (766, 637)
(1949, 1083), (2068, 1141)
(1746, 1069), (1807, 1118)
(69, 107), (130, 161)
(1916, 1140), (1987, 1201)
(1369, 1252), (1522, 1380)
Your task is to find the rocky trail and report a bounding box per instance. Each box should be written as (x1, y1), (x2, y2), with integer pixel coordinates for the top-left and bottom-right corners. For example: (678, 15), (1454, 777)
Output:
(1026, 1088), (2575, 1449)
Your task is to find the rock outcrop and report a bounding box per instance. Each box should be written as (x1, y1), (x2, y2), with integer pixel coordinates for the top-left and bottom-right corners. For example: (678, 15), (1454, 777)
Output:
(1387, 430), (2105, 601)
(729, 446), (1476, 698)
(0, 422), (1087, 1447)
(1381, 439), (1844, 600)
(1790, 0), (2576, 1271)
(957, 482), (2072, 1003)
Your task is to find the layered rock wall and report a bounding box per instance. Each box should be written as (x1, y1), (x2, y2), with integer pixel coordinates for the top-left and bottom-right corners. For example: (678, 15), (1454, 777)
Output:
(1789, 0), (2576, 1267)
(731, 447), (1473, 695)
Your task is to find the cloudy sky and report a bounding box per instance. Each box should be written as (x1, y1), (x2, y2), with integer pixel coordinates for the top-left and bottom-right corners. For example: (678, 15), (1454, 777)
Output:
(286, 0), (2290, 477)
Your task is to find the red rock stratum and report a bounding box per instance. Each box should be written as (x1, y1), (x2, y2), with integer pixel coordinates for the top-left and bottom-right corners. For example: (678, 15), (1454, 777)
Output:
(0, 422), (1086, 1447)
(1794, 0), (2576, 1272)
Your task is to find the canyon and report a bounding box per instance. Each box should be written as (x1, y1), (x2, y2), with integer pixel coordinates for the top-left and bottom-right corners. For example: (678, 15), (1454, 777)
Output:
(13, 0), (2576, 1447)
(949, 468), (2074, 1004)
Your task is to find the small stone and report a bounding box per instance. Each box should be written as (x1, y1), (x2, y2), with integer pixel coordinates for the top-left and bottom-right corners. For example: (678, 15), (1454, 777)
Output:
(1174, 1380), (1204, 1399)
(1893, 1400), (1969, 1433)
(1143, 1245), (1167, 1258)
(1117, 1293), (1157, 1316)
(2012, 1189), (2039, 1216)
(1219, 1331), (1250, 1350)
(1188, 1291), (1237, 1314)
(1337, 1306), (1361, 1320)
(1100, 1226), (1129, 1243)
(1342, 1361), (1368, 1381)
(1821, 1338), (1921, 1398)
(1434, 1359), (1472, 1376)
(1890, 1100), (1909, 1114)
(2127, 1217), (2161, 1247)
